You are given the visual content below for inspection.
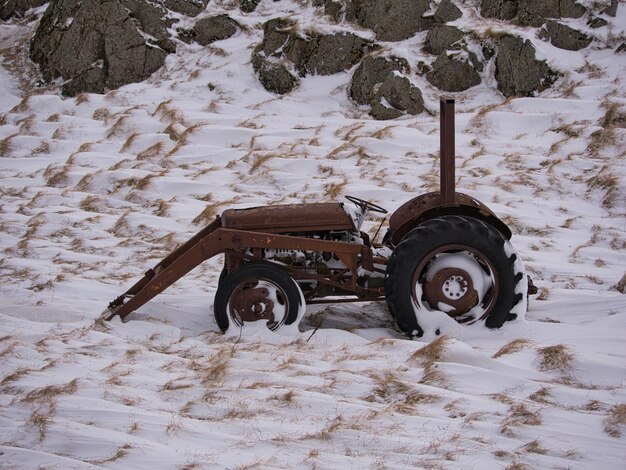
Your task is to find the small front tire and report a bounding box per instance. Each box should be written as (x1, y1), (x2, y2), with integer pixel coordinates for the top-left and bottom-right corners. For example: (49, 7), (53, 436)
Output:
(214, 262), (303, 333)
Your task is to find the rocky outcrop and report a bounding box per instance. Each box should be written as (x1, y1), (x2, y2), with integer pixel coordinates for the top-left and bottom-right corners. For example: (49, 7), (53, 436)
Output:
(192, 14), (239, 45)
(165, 0), (208, 17)
(427, 51), (482, 92)
(350, 55), (424, 120)
(495, 35), (561, 97)
(319, 0), (433, 41)
(252, 17), (372, 94)
(434, 0), (463, 23)
(0, 0), (46, 20)
(541, 21), (591, 51)
(240, 0), (260, 13)
(481, 0), (586, 26)
(425, 25), (464, 55)
(30, 0), (205, 96)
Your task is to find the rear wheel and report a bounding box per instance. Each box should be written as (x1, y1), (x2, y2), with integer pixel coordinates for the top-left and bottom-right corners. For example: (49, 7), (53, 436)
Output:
(385, 216), (524, 338)
(214, 262), (303, 333)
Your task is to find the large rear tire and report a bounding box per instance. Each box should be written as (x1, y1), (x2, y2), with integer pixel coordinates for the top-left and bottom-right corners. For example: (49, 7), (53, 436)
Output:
(384, 216), (525, 338)
(214, 262), (303, 333)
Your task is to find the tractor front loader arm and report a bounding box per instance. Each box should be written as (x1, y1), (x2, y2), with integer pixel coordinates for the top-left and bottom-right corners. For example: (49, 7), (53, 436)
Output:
(104, 216), (224, 321)
(104, 217), (367, 322)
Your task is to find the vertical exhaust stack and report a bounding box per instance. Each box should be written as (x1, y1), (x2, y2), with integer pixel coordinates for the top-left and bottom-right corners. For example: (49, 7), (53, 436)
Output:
(440, 97), (456, 205)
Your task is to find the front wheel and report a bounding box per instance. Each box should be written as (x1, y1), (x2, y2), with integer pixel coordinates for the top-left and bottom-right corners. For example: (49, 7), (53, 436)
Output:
(384, 216), (525, 338)
(214, 262), (304, 333)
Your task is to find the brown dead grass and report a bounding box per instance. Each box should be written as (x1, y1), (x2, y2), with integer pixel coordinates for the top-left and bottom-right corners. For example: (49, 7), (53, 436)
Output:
(537, 344), (574, 372)
(501, 403), (542, 436)
(493, 339), (535, 359)
(408, 335), (449, 366)
(604, 403), (626, 437)
(22, 378), (79, 403)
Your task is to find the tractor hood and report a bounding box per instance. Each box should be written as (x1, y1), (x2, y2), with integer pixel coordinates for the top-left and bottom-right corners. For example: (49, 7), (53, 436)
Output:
(221, 203), (357, 234)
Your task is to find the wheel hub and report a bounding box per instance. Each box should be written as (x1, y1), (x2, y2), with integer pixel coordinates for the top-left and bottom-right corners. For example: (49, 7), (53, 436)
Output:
(423, 267), (479, 316)
(232, 286), (276, 323)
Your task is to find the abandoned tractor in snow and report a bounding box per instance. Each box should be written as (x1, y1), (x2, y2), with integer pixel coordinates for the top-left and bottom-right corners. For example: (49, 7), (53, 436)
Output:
(104, 98), (532, 338)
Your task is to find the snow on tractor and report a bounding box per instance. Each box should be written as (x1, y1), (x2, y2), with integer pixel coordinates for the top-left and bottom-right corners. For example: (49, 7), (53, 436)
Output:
(103, 98), (534, 338)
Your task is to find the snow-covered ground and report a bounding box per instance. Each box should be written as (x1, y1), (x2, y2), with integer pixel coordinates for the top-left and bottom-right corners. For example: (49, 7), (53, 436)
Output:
(1, 1), (625, 468)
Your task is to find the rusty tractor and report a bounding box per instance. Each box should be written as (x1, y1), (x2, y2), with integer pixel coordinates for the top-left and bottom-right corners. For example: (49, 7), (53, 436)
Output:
(103, 98), (534, 338)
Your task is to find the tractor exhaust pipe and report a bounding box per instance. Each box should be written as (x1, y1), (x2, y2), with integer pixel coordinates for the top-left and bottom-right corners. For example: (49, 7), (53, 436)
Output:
(440, 97), (455, 205)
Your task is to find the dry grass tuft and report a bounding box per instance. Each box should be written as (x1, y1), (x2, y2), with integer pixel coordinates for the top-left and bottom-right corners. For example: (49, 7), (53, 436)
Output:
(22, 378), (79, 403)
(604, 403), (626, 437)
(501, 403), (542, 436)
(1, 367), (31, 387)
(408, 335), (449, 365)
(528, 386), (552, 404)
(493, 339), (535, 358)
(270, 389), (297, 404)
(537, 344), (574, 372)
(521, 438), (548, 454)
(192, 196), (239, 225)
(191, 349), (231, 386)
(89, 443), (132, 464)
(586, 165), (619, 209)
(137, 141), (164, 159)
(30, 404), (55, 442)
(324, 177), (348, 200)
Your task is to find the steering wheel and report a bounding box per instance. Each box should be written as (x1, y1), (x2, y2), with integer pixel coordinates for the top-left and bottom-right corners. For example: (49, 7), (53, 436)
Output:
(345, 195), (388, 214)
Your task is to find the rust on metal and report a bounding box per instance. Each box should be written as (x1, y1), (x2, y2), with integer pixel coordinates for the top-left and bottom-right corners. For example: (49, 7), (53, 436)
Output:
(422, 267), (479, 316)
(440, 97), (456, 205)
(231, 282), (276, 324)
(387, 191), (511, 246)
(221, 203), (356, 233)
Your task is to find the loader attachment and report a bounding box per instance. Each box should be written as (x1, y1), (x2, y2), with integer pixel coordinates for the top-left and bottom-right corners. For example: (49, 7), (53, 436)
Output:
(103, 217), (223, 321)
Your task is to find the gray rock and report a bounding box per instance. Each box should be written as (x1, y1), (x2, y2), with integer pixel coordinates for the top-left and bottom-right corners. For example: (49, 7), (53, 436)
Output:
(353, 0), (433, 41)
(252, 56), (299, 94)
(434, 0), (463, 23)
(240, 0), (260, 13)
(541, 21), (591, 51)
(495, 35), (561, 97)
(481, 0), (586, 26)
(602, 0), (618, 17)
(350, 55), (409, 105)
(350, 55), (423, 120)
(164, 0), (208, 17)
(305, 32), (371, 75)
(252, 17), (371, 93)
(616, 43), (626, 54)
(30, 0), (174, 96)
(0, 0), (46, 20)
(193, 14), (239, 45)
(371, 74), (424, 119)
(480, 0), (519, 20)
(587, 17), (608, 29)
(426, 51), (481, 92)
(425, 25), (464, 55)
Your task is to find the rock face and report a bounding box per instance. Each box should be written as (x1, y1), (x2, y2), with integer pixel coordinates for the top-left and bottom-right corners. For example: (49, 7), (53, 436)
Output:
(434, 0), (463, 23)
(252, 17), (371, 94)
(0, 0), (47, 20)
(320, 0), (433, 41)
(481, 0), (586, 26)
(240, 0), (260, 13)
(541, 21), (591, 51)
(192, 14), (239, 46)
(427, 51), (481, 92)
(30, 0), (205, 96)
(350, 55), (424, 120)
(495, 35), (561, 97)
(425, 25), (464, 55)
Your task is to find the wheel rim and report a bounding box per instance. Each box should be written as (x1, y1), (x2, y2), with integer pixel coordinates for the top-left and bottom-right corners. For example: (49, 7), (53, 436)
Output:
(228, 278), (289, 330)
(411, 244), (499, 324)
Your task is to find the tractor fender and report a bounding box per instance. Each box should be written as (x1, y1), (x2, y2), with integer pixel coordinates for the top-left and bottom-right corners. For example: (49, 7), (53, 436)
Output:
(386, 192), (512, 246)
